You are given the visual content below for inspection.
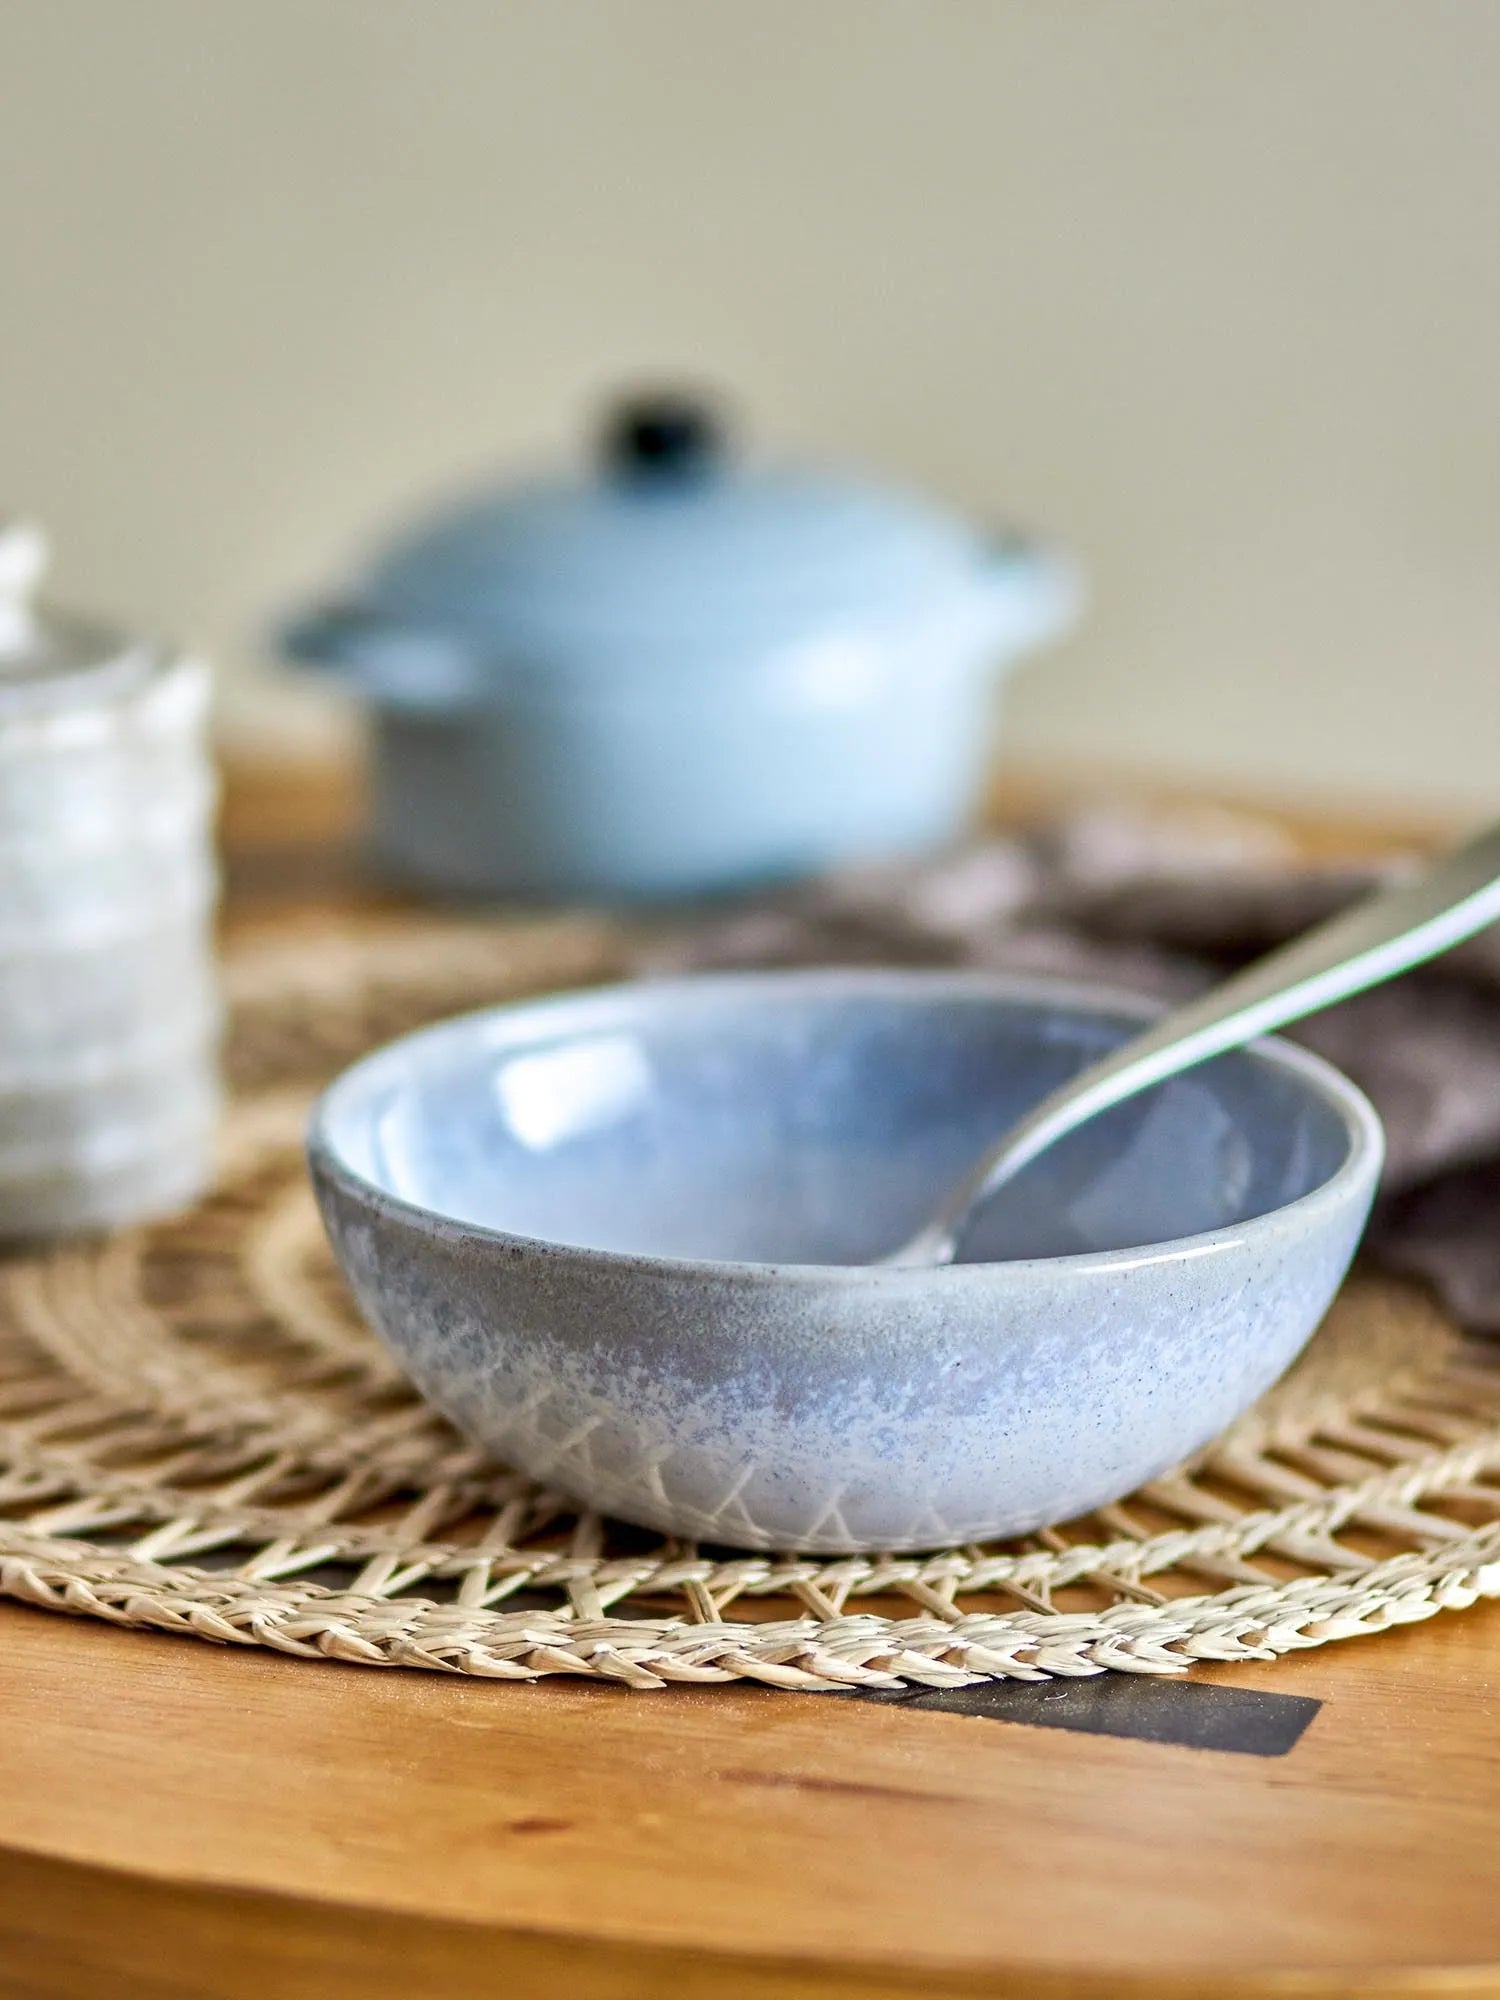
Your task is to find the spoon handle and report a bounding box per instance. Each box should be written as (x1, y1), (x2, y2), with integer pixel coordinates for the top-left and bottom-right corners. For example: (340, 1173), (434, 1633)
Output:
(897, 820), (1500, 1266)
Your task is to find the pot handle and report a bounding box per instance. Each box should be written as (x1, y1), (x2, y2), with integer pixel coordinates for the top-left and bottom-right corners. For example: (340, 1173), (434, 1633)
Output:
(984, 534), (1085, 655)
(278, 603), (490, 713)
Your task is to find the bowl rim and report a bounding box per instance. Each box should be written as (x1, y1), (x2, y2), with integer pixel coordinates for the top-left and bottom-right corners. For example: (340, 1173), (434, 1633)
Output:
(307, 966), (1385, 1286)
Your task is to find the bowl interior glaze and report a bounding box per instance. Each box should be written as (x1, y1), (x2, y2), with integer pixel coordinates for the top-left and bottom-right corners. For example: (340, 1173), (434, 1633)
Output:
(316, 973), (1361, 1268)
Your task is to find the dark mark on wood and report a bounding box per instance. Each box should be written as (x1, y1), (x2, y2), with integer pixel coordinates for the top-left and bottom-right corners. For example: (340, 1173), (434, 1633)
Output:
(839, 1677), (1322, 1756)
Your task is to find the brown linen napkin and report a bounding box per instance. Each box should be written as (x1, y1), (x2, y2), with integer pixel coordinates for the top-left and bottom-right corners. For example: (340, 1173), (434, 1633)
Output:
(642, 802), (1500, 1333)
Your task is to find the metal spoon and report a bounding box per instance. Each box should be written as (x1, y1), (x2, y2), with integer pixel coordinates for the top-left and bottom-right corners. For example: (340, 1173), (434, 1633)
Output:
(885, 819), (1500, 1267)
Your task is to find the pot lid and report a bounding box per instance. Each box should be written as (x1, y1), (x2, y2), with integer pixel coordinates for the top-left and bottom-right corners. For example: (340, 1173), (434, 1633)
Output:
(306, 393), (1011, 674)
(0, 522), (160, 713)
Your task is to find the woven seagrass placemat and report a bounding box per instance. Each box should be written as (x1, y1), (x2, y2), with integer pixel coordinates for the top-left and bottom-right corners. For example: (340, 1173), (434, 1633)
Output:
(3, 911), (1500, 1693)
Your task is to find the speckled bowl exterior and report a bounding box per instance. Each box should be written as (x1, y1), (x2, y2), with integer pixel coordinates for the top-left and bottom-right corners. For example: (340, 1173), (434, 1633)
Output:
(308, 971), (1383, 1554)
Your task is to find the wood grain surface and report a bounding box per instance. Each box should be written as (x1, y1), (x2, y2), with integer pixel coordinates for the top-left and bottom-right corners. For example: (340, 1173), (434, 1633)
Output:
(5, 1601), (1500, 1997)
(1, 756), (1494, 2000)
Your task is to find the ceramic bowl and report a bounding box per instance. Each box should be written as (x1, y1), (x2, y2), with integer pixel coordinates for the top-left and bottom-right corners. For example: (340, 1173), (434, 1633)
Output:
(309, 970), (1383, 1554)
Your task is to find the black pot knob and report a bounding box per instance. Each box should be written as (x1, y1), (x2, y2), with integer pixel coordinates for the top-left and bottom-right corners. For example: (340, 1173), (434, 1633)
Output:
(601, 391), (725, 482)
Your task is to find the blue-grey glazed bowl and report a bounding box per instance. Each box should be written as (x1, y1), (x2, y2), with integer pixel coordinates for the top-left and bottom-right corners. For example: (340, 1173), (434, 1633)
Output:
(308, 970), (1383, 1554)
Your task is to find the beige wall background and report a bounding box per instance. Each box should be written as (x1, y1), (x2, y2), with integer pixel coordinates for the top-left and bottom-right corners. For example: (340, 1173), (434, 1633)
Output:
(3, 0), (1497, 817)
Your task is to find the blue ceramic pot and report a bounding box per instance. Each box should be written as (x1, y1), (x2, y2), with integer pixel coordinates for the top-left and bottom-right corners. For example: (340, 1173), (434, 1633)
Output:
(280, 393), (1080, 901)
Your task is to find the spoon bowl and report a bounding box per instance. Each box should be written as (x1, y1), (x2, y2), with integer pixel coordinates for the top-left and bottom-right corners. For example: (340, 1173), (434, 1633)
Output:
(309, 969), (1382, 1552)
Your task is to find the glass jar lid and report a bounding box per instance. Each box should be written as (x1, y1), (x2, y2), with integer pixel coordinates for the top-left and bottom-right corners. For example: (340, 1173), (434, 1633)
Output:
(0, 522), (162, 715)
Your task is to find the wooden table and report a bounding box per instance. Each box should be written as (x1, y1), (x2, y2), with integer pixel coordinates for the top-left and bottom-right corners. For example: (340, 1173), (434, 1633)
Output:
(2, 761), (1496, 2000)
